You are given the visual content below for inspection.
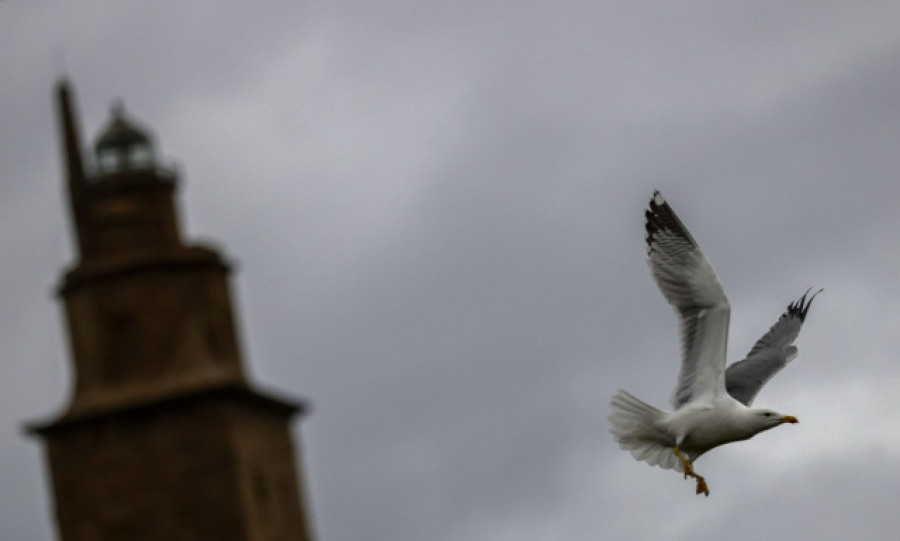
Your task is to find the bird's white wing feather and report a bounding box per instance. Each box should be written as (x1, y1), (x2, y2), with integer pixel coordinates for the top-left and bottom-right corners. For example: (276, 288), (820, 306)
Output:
(645, 191), (731, 410)
(725, 289), (821, 406)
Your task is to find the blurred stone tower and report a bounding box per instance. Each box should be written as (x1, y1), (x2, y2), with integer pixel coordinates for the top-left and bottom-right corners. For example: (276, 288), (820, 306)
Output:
(28, 79), (314, 541)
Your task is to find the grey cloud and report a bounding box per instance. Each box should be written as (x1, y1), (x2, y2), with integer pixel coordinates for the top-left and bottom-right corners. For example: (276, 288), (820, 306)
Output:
(4, 2), (900, 541)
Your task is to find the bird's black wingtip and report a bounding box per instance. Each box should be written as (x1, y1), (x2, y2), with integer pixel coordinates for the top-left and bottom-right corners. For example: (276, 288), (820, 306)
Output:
(644, 193), (664, 251)
(644, 190), (697, 253)
(787, 288), (823, 321)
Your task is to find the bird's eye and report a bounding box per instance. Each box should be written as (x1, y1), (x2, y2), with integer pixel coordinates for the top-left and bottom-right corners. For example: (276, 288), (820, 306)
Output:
(763, 412), (773, 417)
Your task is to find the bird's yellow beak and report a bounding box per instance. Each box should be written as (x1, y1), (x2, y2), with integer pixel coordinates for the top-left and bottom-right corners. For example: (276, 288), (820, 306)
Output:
(781, 415), (799, 424)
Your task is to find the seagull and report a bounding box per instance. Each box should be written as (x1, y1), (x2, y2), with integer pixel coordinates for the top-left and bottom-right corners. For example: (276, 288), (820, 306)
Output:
(608, 190), (820, 496)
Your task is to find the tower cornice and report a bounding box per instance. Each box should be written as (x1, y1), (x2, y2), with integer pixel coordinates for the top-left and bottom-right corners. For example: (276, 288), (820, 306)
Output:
(26, 382), (307, 436)
(57, 244), (230, 296)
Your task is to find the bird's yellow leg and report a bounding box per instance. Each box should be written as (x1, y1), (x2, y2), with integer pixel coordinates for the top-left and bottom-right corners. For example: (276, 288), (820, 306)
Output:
(673, 446), (710, 497)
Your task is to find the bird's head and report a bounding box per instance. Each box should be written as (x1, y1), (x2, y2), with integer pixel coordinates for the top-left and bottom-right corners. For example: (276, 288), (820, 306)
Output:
(752, 409), (799, 431)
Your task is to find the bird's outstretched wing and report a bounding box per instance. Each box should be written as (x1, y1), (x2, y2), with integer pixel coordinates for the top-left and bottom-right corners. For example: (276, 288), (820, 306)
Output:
(725, 289), (821, 406)
(645, 191), (731, 410)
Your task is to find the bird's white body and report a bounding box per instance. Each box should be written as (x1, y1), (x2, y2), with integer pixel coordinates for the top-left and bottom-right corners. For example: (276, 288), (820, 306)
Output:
(609, 388), (791, 474)
(663, 396), (766, 453)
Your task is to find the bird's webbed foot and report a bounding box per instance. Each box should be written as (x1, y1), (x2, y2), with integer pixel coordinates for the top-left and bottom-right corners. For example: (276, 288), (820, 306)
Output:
(673, 446), (710, 497)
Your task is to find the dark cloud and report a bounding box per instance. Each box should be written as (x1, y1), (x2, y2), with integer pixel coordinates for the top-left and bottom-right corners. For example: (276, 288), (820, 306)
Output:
(4, 2), (900, 541)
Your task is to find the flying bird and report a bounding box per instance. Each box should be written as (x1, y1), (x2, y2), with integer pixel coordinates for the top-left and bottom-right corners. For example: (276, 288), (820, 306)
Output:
(608, 190), (820, 496)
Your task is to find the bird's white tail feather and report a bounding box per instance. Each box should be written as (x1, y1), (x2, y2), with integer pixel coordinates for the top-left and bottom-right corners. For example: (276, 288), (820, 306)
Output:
(609, 390), (682, 472)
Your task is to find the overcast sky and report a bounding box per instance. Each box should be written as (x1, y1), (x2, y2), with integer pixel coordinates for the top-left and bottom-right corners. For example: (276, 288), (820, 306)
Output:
(4, 1), (900, 540)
